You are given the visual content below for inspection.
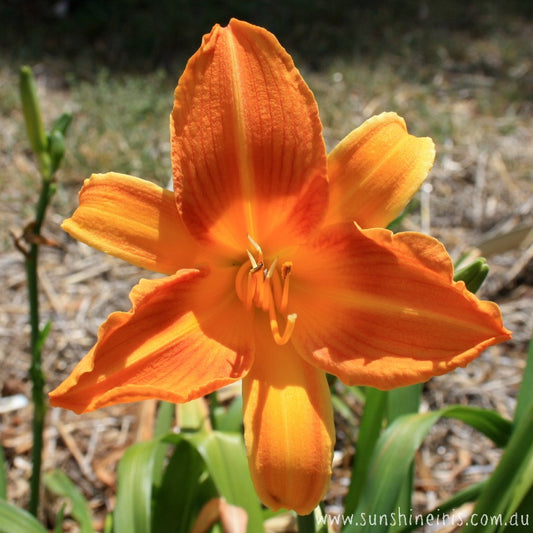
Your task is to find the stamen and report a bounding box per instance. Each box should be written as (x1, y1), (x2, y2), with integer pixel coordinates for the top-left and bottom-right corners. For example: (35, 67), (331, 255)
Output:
(265, 256), (278, 279)
(269, 311), (298, 346)
(247, 234), (263, 257)
(247, 249), (259, 270)
(236, 239), (296, 344)
(280, 261), (292, 313)
(271, 268), (283, 309)
(260, 276), (271, 312)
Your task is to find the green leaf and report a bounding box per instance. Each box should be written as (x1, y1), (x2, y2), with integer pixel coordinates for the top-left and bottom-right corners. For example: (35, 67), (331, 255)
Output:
(179, 431), (264, 532)
(44, 470), (94, 533)
(344, 388), (388, 515)
(113, 439), (168, 533)
(177, 398), (210, 435)
(441, 405), (512, 448)
(387, 384), (422, 423)
(53, 504), (66, 533)
(346, 411), (440, 533)
(152, 438), (213, 533)
(154, 401), (174, 438)
(343, 405), (513, 533)
(212, 394), (243, 433)
(462, 402), (533, 533)
(0, 500), (47, 533)
(387, 384), (422, 530)
(515, 332), (533, 427)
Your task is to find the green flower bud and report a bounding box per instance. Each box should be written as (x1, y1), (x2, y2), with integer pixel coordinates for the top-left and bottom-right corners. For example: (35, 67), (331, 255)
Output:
(454, 257), (489, 294)
(19, 66), (48, 156)
(51, 112), (72, 137)
(48, 129), (66, 174)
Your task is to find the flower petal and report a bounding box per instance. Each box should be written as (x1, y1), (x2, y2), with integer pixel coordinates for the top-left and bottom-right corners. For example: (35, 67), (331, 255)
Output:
(290, 224), (512, 389)
(49, 268), (253, 413)
(325, 112), (435, 228)
(62, 173), (200, 274)
(171, 19), (328, 256)
(242, 320), (334, 515)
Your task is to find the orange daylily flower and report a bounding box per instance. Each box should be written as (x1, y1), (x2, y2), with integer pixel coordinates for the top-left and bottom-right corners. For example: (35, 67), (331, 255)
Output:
(50, 19), (511, 515)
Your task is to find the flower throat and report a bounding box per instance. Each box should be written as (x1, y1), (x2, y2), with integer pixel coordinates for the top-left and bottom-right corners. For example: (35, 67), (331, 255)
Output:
(235, 236), (296, 345)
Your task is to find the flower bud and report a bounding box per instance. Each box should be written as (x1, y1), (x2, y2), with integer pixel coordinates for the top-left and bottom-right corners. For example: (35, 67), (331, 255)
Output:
(19, 66), (47, 156)
(454, 257), (489, 294)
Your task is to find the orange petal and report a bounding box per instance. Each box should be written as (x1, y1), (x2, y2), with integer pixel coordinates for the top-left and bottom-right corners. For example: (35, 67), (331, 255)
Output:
(325, 112), (435, 228)
(49, 268), (253, 413)
(62, 173), (200, 275)
(171, 19), (328, 256)
(242, 320), (334, 515)
(290, 224), (512, 389)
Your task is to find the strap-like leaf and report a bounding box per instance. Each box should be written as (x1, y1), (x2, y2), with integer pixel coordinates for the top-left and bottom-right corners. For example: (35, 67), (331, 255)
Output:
(0, 500), (47, 533)
(515, 333), (533, 427)
(44, 470), (94, 533)
(152, 439), (213, 533)
(344, 388), (388, 515)
(343, 405), (512, 532)
(178, 431), (265, 533)
(462, 402), (533, 532)
(114, 439), (167, 533)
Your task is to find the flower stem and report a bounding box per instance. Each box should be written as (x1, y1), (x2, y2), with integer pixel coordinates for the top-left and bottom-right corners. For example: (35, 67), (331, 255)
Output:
(27, 176), (53, 517)
(19, 65), (65, 517)
(297, 512), (316, 533)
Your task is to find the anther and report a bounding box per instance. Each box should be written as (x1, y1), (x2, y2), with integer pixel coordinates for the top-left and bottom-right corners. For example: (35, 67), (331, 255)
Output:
(236, 239), (296, 344)
(247, 234), (263, 257)
(247, 249), (259, 270)
(280, 261), (292, 313)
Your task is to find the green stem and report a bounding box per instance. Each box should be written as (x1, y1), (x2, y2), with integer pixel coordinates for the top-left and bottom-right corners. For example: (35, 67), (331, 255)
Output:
(297, 512), (316, 533)
(26, 175), (52, 517)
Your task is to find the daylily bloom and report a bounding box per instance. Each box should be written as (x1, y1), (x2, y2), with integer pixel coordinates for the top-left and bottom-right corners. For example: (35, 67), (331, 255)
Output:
(50, 19), (511, 515)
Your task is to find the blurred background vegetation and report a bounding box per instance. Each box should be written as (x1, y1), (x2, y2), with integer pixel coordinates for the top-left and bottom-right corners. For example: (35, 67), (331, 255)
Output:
(3, 0), (533, 71)
(1, 0), (532, 242)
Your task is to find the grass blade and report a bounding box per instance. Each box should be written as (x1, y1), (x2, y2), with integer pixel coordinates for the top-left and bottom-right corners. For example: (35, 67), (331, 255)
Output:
(462, 402), (533, 532)
(0, 500), (47, 533)
(387, 383), (422, 528)
(113, 439), (167, 533)
(441, 406), (512, 448)
(344, 388), (388, 515)
(514, 332), (533, 427)
(185, 431), (264, 533)
(154, 401), (175, 438)
(44, 470), (94, 533)
(345, 411), (441, 533)
(343, 405), (513, 533)
(152, 438), (214, 533)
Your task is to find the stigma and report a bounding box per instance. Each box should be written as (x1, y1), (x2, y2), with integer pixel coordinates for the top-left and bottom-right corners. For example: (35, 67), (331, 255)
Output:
(235, 236), (297, 345)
